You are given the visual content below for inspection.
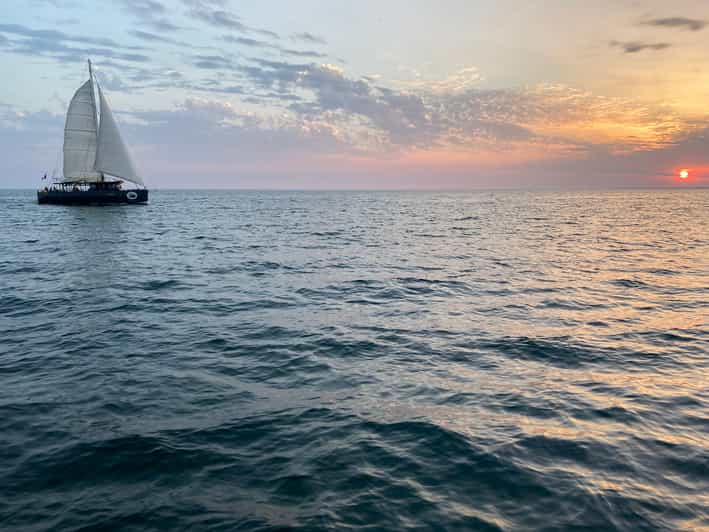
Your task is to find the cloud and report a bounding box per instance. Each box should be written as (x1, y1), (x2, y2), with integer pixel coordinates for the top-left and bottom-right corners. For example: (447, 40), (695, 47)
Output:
(90, 64), (247, 95)
(88, 61), (161, 85)
(518, 125), (709, 186)
(223, 35), (267, 47)
(396, 66), (482, 93)
(129, 29), (192, 47)
(2, 80), (706, 188)
(235, 61), (438, 146)
(0, 23), (150, 64)
(466, 84), (685, 151)
(113, 97), (354, 184)
(222, 34), (326, 58)
(193, 54), (235, 69)
(95, 71), (131, 92)
(237, 58), (307, 91)
(610, 40), (671, 54)
(184, 0), (246, 30)
(0, 23), (138, 49)
(299, 66), (436, 145)
(641, 17), (706, 31)
(181, 96), (239, 120)
(118, 0), (180, 32)
(183, 0), (278, 38)
(227, 59), (691, 155)
(130, 29), (175, 43)
(67, 47), (689, 161)
(291, 32), (326, 45)
(279, 47), (326, 59)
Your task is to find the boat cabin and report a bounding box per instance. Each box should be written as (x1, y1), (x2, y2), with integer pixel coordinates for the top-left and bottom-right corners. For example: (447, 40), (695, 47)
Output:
(45, 180), (124, 192)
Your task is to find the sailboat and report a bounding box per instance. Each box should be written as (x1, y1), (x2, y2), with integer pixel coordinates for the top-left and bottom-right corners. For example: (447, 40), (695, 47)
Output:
(37, 60), (148, 204)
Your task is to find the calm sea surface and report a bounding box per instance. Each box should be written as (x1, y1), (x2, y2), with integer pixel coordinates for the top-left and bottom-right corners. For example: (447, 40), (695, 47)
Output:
(1, 189), (707, 531)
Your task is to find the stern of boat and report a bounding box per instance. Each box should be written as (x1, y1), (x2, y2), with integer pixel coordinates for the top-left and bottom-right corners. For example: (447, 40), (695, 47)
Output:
(124, 189), (149, 203)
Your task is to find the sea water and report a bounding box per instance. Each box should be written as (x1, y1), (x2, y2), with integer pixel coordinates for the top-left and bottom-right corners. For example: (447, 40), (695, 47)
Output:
(1, 189), (707, 530)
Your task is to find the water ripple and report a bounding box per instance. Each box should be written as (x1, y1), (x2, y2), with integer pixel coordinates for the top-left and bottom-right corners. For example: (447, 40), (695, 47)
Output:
(1, 189), (708, 531)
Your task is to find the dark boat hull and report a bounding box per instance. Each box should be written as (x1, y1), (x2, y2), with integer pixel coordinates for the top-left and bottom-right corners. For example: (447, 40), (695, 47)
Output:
(37, 189), (148, 205)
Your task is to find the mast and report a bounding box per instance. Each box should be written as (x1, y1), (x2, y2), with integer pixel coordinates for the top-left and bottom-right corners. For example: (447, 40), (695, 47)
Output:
(87, 59), (104, 182)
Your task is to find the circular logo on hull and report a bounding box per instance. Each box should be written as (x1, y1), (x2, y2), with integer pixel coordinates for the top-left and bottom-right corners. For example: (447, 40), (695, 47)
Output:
(126, 191), (138, 200)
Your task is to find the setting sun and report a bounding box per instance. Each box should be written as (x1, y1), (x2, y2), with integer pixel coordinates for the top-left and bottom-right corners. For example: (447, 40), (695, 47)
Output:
(679, 169), (689, 179)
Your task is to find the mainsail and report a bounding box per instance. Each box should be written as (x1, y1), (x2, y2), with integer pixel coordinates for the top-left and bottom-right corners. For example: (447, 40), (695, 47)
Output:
(94, 85), (143, 186)
(62, 80), (100, 181)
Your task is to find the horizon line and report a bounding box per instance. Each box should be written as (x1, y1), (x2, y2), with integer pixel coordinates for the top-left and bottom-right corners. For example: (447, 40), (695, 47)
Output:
(3, 185), (708, 192)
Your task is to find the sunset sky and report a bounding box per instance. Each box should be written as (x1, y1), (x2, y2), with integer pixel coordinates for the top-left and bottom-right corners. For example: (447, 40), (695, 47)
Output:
(1, 0), (708, 188)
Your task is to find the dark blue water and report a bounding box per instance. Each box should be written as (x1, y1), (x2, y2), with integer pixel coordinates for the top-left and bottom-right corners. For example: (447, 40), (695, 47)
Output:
(1, 189), (707, 531)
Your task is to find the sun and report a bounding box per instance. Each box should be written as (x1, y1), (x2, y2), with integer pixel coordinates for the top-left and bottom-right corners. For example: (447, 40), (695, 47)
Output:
(679, 169), (689, 179)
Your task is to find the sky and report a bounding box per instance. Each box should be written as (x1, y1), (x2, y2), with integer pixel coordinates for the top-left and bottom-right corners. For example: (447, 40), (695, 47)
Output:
(1, 0), (708, 188)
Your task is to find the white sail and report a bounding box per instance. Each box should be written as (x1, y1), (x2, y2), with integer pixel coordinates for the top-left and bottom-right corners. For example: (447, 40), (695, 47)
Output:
(95, 85), (143, 186)
(62, 80), (100, 181)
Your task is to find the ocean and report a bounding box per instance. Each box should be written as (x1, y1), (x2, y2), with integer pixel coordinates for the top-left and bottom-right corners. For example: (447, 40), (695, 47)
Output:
(1, 189), (707, 531)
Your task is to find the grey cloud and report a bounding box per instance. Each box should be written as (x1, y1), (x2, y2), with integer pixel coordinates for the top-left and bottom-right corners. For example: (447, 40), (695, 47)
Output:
(194, 9), (245, 30)
(144, 18), (181, 32)
(0, 23), (151, 64)
(238, 59), (309, 92)
(92, 65), (248, 95)
(120, 0), (167, 16)
(264, 92), (302, 101)
(100, 50), (151, 62)
(90, 60), (157, 83)
(0, 23), (142, 49)
(193, 54), (234, 69)
(210, 84), (245, 94)
(118, 0), (180, 32)
(251, 28), (279, 40)
(222, 34), (326, 59)
(95, 71), (131, 91)
(232, 60), (551, 148)
(280, 48), (326, 59)
(183, 0), (279, 38)
(223, 35), (268, 47)
(183, 0), (247, 31)
(130, 29), (175, 43)
(129, 29), (193, 47)
(239, 61), (438, 145)
(642, 17), (706, 31)
(291, 32), (326, 45)
(610, 40), (671, 53)
(1, 36), (150, 64)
